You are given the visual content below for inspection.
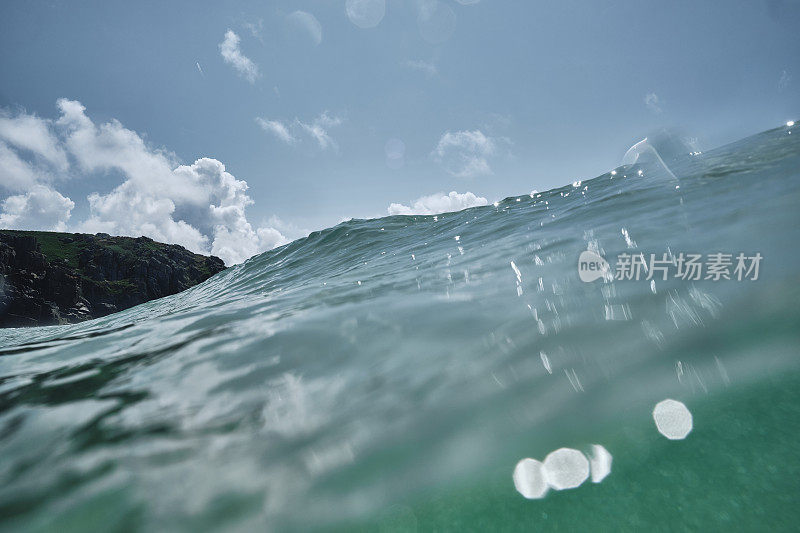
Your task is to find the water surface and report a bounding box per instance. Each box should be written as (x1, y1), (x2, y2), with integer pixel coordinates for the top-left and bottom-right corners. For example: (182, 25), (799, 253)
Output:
(1, 123), (799, 531)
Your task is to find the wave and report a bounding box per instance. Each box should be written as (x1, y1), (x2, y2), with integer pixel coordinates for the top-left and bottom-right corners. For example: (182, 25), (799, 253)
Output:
(1, 122), (799, 530)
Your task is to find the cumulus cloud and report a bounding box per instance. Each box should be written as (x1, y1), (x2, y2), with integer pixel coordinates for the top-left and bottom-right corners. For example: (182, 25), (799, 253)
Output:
(0, 141), (48, 192)
(0, 111), (68, 171)
(388, 191), (488, 215)
(0, 100), (292, 265)
(433, 130), (497, 178)
(56, 99), (197, 203)
(264, 215), (309, 241)
(644, 92), (663, 113)
(59, 100), (285, 264)
(219, 30), (260, 83)
(256, 112), (342, 151)
(77, 157), (291, 265)
(0, 185), (74, 231)
(0, 110), (70, 192)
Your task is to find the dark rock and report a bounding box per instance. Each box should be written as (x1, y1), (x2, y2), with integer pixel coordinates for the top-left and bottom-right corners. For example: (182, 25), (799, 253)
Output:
(0, 230), (226, 328)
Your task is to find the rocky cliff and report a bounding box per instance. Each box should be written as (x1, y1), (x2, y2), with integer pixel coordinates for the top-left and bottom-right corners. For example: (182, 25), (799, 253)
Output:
(0, 230), (226, 327)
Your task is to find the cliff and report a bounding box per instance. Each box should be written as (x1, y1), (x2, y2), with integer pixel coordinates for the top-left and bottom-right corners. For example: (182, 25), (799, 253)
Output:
(0, 230), (226, 327)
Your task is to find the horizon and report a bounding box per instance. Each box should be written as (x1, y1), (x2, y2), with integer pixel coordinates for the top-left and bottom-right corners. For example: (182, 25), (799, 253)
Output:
(1, 1), (798, 264)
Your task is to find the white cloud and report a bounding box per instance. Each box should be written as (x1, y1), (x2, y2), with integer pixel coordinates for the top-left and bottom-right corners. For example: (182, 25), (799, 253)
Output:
(79, 180), (210, 257)
(244, 19), (264, 42)
(211, 224), (289, 266)
(388, 190), (488, 215)
(0, 184), (74, 231)
(255, 118), (297, 144)
(0, 109), (69, 192)
(644, 92), (663, 113)
(0, 141), (49, 192)
(219, 30), (260, 83)
(433, 130), (497, 178)
(0, 111), (68, 171)
(264, 215), (309, 241)
(0, 100), (294, 266)
(256, 112), (342, 151)
(77, 156), (290, 265)
(299, 112), (341, 150)
(75, 144), (287, 265)
(403, 59), (437, 76)
(56, 99), (203, 206)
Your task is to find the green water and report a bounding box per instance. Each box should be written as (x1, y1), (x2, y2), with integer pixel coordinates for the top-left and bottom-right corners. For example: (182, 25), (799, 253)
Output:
(1, 123), (799, 531)
(355, 372), (800, 532)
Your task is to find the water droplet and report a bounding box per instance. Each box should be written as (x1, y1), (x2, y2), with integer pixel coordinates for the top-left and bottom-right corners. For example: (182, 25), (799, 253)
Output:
(589, 444), (612, 483)
(513, 458), (549, 499)
(542, 448), (589, 490)
(653, 399), (693, 440)
(346, 0), (385, 29)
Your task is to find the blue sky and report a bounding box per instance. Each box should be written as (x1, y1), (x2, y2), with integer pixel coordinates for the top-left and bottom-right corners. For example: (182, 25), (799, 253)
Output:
(0, 0), (797, 263)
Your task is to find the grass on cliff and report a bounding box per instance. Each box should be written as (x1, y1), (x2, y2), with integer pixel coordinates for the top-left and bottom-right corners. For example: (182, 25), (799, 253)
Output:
(1, 230), (87, 268)
(0, 230), (209, 272)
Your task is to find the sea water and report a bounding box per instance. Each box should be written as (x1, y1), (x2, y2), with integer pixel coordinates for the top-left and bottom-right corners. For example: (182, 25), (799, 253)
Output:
(1, 123), (799, 531)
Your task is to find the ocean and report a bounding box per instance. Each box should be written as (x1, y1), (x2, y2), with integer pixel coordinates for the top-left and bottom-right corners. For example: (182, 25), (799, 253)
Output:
(1, 122), (799, 531)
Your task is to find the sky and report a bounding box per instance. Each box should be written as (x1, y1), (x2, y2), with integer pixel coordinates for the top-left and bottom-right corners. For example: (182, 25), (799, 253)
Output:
(0, 0), (797, 264)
